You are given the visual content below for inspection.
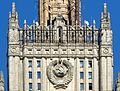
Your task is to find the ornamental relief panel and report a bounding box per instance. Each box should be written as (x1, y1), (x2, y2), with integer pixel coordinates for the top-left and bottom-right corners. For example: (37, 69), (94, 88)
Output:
(9, 47), (19, 54)
(101, 47), (112, 56)
(9, 30), (19, 42)
(47, 60), (73, 89)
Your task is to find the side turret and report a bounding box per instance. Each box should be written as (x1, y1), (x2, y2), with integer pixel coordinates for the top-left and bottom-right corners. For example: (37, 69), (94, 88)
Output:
(8, 2), (19, 43)
(100, 3), (112, 45)
(99, 3), (113, 91)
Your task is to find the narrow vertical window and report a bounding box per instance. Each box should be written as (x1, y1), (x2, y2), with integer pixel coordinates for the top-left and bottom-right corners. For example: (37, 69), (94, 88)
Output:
(37, 83), (41, 90)
(37, 72), (41, 79)
(37, 60), (41, 67)
(29, 71), (32, 79)
(88, 60), (92, 68)
(88, 72), (92, 79)
(80, 72), (84, 79)
(28, 60), (32, 68)
(89, 83), (92, 90)
(80, 60), (84, 68)
(80, 83), (84, 90)
(29, 83), (32, 91)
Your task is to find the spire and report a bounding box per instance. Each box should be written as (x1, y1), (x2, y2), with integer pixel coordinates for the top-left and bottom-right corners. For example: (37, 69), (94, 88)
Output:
(100, 3), (111, 29)
(24, 20), (27, 30)
(101, 3), (107, 19)
(103, 3), (107, 15)
(9, 2), (19, 29)
(93, 20), (96, 29)
(12, 2), (16, 18)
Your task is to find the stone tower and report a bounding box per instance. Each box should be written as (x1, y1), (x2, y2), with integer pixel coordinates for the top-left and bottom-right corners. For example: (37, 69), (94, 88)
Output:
(8, 1), (113, 91)
(0, 71), (5, 91)
(100, 3), (113, 91)
(38, 0), (81, 26)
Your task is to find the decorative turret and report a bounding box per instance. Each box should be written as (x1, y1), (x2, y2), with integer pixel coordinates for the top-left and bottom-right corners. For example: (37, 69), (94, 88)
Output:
(101, 3), (111, 29)
(99, 3), (113, 91)
(9, 2), (19, 29)
(8, 2), (19, 43)
(100, 3), (112, 44)
(0, 71), (5, 91)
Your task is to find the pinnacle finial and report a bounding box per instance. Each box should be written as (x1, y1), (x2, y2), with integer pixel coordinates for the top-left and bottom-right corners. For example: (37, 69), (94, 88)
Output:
(104, 3), (107, 14)
(93, 20), (96, 29)
(12, 2), (16, 18)
(24, 20), (27, 30)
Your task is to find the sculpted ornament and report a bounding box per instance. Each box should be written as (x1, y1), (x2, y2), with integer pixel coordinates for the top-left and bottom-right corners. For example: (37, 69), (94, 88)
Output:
(47, 60), (73, 89)
(103, 48), (109, 54)
(9, 30), (18, 42)
(9, 47), (19, 54)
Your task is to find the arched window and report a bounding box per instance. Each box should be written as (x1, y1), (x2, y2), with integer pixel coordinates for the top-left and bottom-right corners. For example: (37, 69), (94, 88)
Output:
(57, 26), (63, 43)
(46, 31), (48, 41)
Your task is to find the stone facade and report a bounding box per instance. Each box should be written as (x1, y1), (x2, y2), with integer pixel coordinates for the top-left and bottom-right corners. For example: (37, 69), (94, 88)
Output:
(8, 1), (113, 91)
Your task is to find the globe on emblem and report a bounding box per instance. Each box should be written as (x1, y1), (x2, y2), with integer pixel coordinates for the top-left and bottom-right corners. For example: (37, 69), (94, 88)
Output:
(47, 60), (73, 89)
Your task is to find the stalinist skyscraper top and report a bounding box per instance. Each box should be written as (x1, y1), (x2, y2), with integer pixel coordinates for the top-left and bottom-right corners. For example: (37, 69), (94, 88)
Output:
(38, 0), (81, 26)
(8, 0), (113, 91)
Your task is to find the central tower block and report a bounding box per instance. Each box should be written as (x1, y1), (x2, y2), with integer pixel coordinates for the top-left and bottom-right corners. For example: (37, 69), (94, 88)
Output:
(38, 0), (81, 26)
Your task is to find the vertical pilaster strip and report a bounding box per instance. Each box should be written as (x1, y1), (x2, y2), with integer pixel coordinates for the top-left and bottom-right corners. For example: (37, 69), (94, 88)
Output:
(24, 57), (28, 91)
(19, 58), (23, 91)
(84, 57), (88, 91)
(93, 57), (99, 91)
(100, 57), (107, 91)
(8, 56), (14, 91)
(33, 57), (37, 90)
(107, 57), (113, 90)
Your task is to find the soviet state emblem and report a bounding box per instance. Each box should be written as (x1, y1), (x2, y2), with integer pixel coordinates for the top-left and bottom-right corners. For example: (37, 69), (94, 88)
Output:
(47, 60), (73, 89)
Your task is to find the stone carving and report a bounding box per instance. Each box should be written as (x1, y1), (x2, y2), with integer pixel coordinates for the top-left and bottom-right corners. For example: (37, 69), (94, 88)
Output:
(9, 47), (19, 54)
(9, 30), (18, 42)
(47, 60), (73, 89)
(103, 48), (109, 54)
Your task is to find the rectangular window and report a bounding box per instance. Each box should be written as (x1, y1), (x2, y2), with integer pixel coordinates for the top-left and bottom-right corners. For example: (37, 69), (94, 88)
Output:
(28, 60), (32, 68)
(88, 60), (92, 68)
(29, 71), (32, 79)
(88, 72), (92, 79)
(80, 60), (84, 68)
(37, 83), (41, 90)
(37, 72), (41, 79)
(80, 72), (84, 79)
(80, 83), (84, 90)
(37, 60), (41, 67)
(29, 83), (32, 91)
(89, 83), (92, 90)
